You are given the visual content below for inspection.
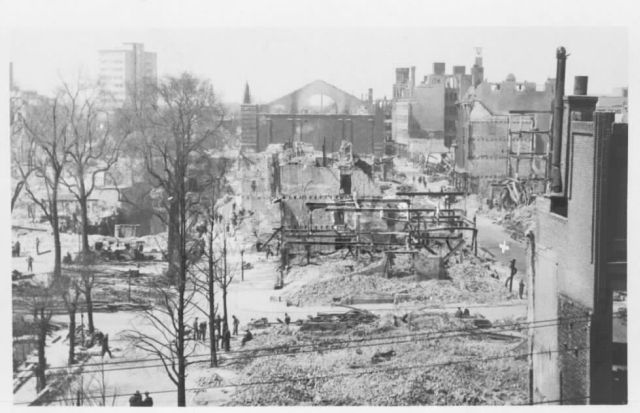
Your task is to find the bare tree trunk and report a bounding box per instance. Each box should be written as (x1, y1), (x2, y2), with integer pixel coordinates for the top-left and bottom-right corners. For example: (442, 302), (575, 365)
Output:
(176, 165), (187, 407)
(78, 192), (90, 255)
(222, 235), (228, 330)
(51, 189), (62, 278)
(12, 181), (25, 212)
(68, 305), (77, 365)
(36, 308), (49, 392)
(208, 218), (217, 367)
(85, 285), (94, 335)
(167, 202), (180, 283)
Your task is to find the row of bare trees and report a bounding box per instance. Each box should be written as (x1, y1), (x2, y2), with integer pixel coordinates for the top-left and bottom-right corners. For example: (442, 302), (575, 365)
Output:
(13, 72), (235, 406)
(12, 81), (127, 393)
(119, 73), (233, 406)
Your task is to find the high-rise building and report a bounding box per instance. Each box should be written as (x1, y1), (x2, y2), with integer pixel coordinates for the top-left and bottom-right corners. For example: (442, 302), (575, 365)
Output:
(98, 43), (157, 108)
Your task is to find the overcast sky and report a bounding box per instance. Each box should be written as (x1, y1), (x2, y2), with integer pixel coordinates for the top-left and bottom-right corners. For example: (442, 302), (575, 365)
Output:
(9, 26), (627, 104)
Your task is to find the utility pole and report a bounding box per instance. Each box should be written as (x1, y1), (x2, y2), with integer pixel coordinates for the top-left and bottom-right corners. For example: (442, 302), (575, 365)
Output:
(240, 249), (244, 281)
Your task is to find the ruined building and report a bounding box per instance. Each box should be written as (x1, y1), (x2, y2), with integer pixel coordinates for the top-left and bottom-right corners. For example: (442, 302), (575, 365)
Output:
(391, 51), (481, 157)
(453, 70), (555, 196)
(528, 72), (627, 404)
(240, 80), (386, 155)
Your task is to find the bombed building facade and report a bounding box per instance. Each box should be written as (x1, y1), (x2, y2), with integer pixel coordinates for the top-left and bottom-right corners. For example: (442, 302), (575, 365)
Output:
(453, 73), (555, 197)
(391, 52), (482, 157)
(240, 80), (387, 155)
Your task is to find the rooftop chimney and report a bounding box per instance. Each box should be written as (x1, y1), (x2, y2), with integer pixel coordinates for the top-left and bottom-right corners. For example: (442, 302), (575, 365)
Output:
(453, 65), (466, 75)
(550, 46), (567, 194)
(573, 76), (588, 95)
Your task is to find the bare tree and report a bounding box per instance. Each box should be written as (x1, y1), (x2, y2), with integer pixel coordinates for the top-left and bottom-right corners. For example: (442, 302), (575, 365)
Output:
(21, 284), (55, 392)
(217, 230), (234, 333)
(56, 274), (82, 365)
(77, 261), (97, 336)
(123, 279), (200, 406)
(21, 93), (74, 278)
(60, 82), (128, 255)
(119, 73), (226, 406)
(10, 90), (37, 212)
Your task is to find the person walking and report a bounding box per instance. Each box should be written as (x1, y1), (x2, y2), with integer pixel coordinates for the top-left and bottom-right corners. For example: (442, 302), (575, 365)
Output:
(215, 315), (222, 337)
(199, 320), (207, 342)
(223, 324), (231, 352)
(27, 255), (34, 273)
(15, 240), (21, 257)
(101, 334), (113, 358)
(35, 237), (40, 254)
(519, 278), (525, 299)
(232, 315), (239, 336)
(142, 391), (153, 406)
(505, 259), (517, 292)
(129, 391), (142, 407)
(193, 317), (199, 340)
(284, 313), (291, 326)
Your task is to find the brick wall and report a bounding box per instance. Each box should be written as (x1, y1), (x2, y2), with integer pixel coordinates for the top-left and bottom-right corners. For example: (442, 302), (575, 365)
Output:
(558, 294), (591, 404)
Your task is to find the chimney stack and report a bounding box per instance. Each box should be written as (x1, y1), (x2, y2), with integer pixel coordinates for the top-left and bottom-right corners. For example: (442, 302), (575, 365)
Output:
(368, 88), (373, 105)
(550, 46), (568, 194)
(453, 65), (466, 76)
(434, 62), (446, 75)
(573, 76), (588, 95)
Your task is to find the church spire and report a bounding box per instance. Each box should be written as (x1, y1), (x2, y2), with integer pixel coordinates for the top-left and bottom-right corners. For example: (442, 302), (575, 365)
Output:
(243, 82), (252, 104)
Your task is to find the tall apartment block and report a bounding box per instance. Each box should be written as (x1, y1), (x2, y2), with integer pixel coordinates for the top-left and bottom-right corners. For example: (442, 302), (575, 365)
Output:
(98, 43), (157, 109)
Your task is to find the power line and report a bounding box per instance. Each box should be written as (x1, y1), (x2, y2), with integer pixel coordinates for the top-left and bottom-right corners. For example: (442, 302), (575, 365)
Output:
(21, 345), (591, 406)
(31, 315), (590, 378)
(33, 314), (591, 373)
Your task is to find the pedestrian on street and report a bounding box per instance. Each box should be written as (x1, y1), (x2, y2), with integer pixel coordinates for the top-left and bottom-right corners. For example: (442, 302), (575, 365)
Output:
(35, 237), (40, 254)
(505, 259), (517, 292)
(101, 334), (113, 358)
(199, 320), (207, 341)
(129, 390), (142, 407)
(284, 312), (291, 325)
(15, 240), (21, 257)
(223, 324), (231, 351)
(27, 255), (34, 273)
(142, 391), (153, 406)
(455, 307), (463, 318)
(215, 315), (222, 336)
(193, 317), (199, 340)
(232, 315), (239, 336)
(519, 278), (525, 299)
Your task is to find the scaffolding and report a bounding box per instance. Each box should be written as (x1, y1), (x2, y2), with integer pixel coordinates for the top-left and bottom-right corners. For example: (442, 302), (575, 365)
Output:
(264, 191), (477, 288)
(506, 112), (551, 182)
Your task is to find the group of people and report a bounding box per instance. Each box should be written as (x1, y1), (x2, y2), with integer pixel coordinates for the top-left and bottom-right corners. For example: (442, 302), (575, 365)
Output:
(193, 315), (242, 351)
(455, 307), (471, 318)
(412, 175), (428, 188)
(129, 391), (153, 406)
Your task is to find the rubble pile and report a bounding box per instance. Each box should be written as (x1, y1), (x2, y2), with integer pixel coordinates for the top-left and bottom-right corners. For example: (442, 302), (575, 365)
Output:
(284, 259), (511, 306)
(484, 204), (535, 242)
(230, 317), (528, 406)
(299, 310), (378, 333)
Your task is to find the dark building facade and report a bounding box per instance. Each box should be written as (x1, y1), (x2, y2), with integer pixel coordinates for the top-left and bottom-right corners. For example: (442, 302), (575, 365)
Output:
(240, 80), (386, 155)
(528, 93), (627, 404)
